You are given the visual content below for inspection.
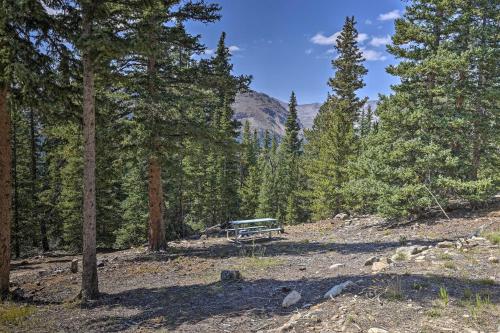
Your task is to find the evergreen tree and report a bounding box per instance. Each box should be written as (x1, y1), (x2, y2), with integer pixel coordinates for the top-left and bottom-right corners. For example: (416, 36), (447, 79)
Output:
(277, 92), (305, 224)
(239, 125), (261, 218)
(0, 0), (55, 298)
(303, 16), (367, 219)
(257, 135), (280, 218)
(347, 0), (498, 218)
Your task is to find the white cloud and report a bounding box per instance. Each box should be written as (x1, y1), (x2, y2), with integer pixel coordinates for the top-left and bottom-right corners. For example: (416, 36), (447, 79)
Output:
(305, 49), (313, 55)
(365, 19), (373, 25)
(311, 31), (368, 45)
(326, 49), (335, 54)
(361, 48), (387, 61)
(310, 32), (341, 45)
(357, 33), (369, 43)
(370, 35), (391, 47)
(378, 10), (401, 21)
(228, 45), (241, 53)
(204, 49), (214, 55)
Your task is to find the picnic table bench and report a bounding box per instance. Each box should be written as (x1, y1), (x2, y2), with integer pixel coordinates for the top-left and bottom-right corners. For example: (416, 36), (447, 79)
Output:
(226, 218), (284, 240)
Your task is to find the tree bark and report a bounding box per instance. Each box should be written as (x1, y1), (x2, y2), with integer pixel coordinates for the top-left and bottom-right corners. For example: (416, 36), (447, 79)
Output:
(0, 84), (11, 298)
(12, 108), (19, 258)
(148, 156), (166, 251)
(81, 8), (99, 300)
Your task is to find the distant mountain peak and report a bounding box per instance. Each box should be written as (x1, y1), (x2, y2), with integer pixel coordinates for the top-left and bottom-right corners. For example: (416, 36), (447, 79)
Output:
(232, 90), (377, 137)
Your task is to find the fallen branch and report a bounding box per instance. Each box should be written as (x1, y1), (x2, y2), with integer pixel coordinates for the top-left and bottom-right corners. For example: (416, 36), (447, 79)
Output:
(423, 185), (450, 220)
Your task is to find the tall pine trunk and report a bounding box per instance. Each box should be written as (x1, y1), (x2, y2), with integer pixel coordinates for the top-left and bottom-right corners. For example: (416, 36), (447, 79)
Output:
(148, 156), (166, 251)
(12, 109), (19, 258)
(81, 9), (99, 300)
(0, 84), (11, 298)
(146, 55), (166, 251)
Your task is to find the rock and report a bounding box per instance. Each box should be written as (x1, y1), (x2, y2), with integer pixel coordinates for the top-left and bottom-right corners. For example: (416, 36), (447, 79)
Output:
(221, 270), (241, 282)
(329, 263), (345, 269)
(364, 256), (378, 266)
(200, 234), (208, 240)
(396, 245), (428, 257)
(488, 256), (499, 263)
(70, 259), (78, 273)
(372, 261), (389, 273)
(97, 260), (105, 267)
(437, 241), (454, 248)
(38, 269), (48, 277)
(324, 280), (355, 299)
(368, 328), (388, 333)
(334, 213), (349, 220)
(282, 290), (301, 308)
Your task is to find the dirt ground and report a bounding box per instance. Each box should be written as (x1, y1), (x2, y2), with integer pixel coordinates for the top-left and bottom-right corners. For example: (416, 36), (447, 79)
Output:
(2, 206), (499, 333)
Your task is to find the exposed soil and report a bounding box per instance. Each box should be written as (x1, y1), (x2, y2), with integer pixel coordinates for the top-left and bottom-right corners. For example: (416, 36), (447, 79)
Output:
(3, 206), (500, 333)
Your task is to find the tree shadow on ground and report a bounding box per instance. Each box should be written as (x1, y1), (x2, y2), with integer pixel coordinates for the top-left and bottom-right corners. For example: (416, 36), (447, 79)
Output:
(127, 238), (448, 262)
(83, 273), (499, 332)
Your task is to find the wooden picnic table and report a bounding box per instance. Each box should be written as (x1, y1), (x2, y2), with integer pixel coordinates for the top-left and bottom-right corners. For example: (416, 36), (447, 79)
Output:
(227, 218), (283, 240)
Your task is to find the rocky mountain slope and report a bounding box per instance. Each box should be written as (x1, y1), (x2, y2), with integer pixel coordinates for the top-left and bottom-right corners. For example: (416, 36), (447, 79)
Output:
(232, 90), (377, 137)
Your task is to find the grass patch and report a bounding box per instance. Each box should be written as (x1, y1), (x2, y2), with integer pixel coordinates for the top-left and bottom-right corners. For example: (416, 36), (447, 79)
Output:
(426, 306), (442, 318)
(439, 253), (453, 261)
(385, 276), (404, 300)
(462, 293), (492, 321)
(411, 282), (428, 291)
(0, 303), (36, 326)
(438, 286), (449, 306)
(394, 252), (408, 261)
(443, 262), (455, 269)
(475, 278), (495, 286)
(482, 231), (500, 245)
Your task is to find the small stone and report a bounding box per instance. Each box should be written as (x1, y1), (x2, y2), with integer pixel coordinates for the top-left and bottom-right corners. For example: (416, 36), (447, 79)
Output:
(329, 263), (345, 269)
(70, 259), (78, 273)
(437, 241), (454, 248)
(200, 234), (207, 240)
(282, 290), (301, 308)
(368, 328), (388, 333)
(97, 260), (105, 267)
(364, 256), (378, 266)
(221, 270), (241, 282)
(487, 256), (498, 263)
(324, 280), (355, 298)
(334, 213), (349, 220)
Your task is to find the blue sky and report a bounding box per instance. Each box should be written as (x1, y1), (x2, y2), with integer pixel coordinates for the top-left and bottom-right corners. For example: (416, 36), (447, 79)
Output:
(186, 0), (405, 104)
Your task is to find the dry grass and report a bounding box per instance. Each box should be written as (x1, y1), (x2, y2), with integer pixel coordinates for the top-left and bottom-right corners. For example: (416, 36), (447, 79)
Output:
(0, 303), (36, 326)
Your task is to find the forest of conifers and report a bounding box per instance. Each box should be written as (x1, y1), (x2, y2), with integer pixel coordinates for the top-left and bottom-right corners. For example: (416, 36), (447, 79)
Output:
(0, 0), (498, 300)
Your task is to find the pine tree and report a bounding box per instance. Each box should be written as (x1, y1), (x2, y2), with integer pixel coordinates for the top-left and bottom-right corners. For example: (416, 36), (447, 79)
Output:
(257, 135), (280, 218)
(0, 0), (54, 298)
(348, 0), (498, 218)
(277, 92), (305, 224)
(239, 125), (261, 218)
(119, 1), (220, 249)
(303, 16), (367, 219)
